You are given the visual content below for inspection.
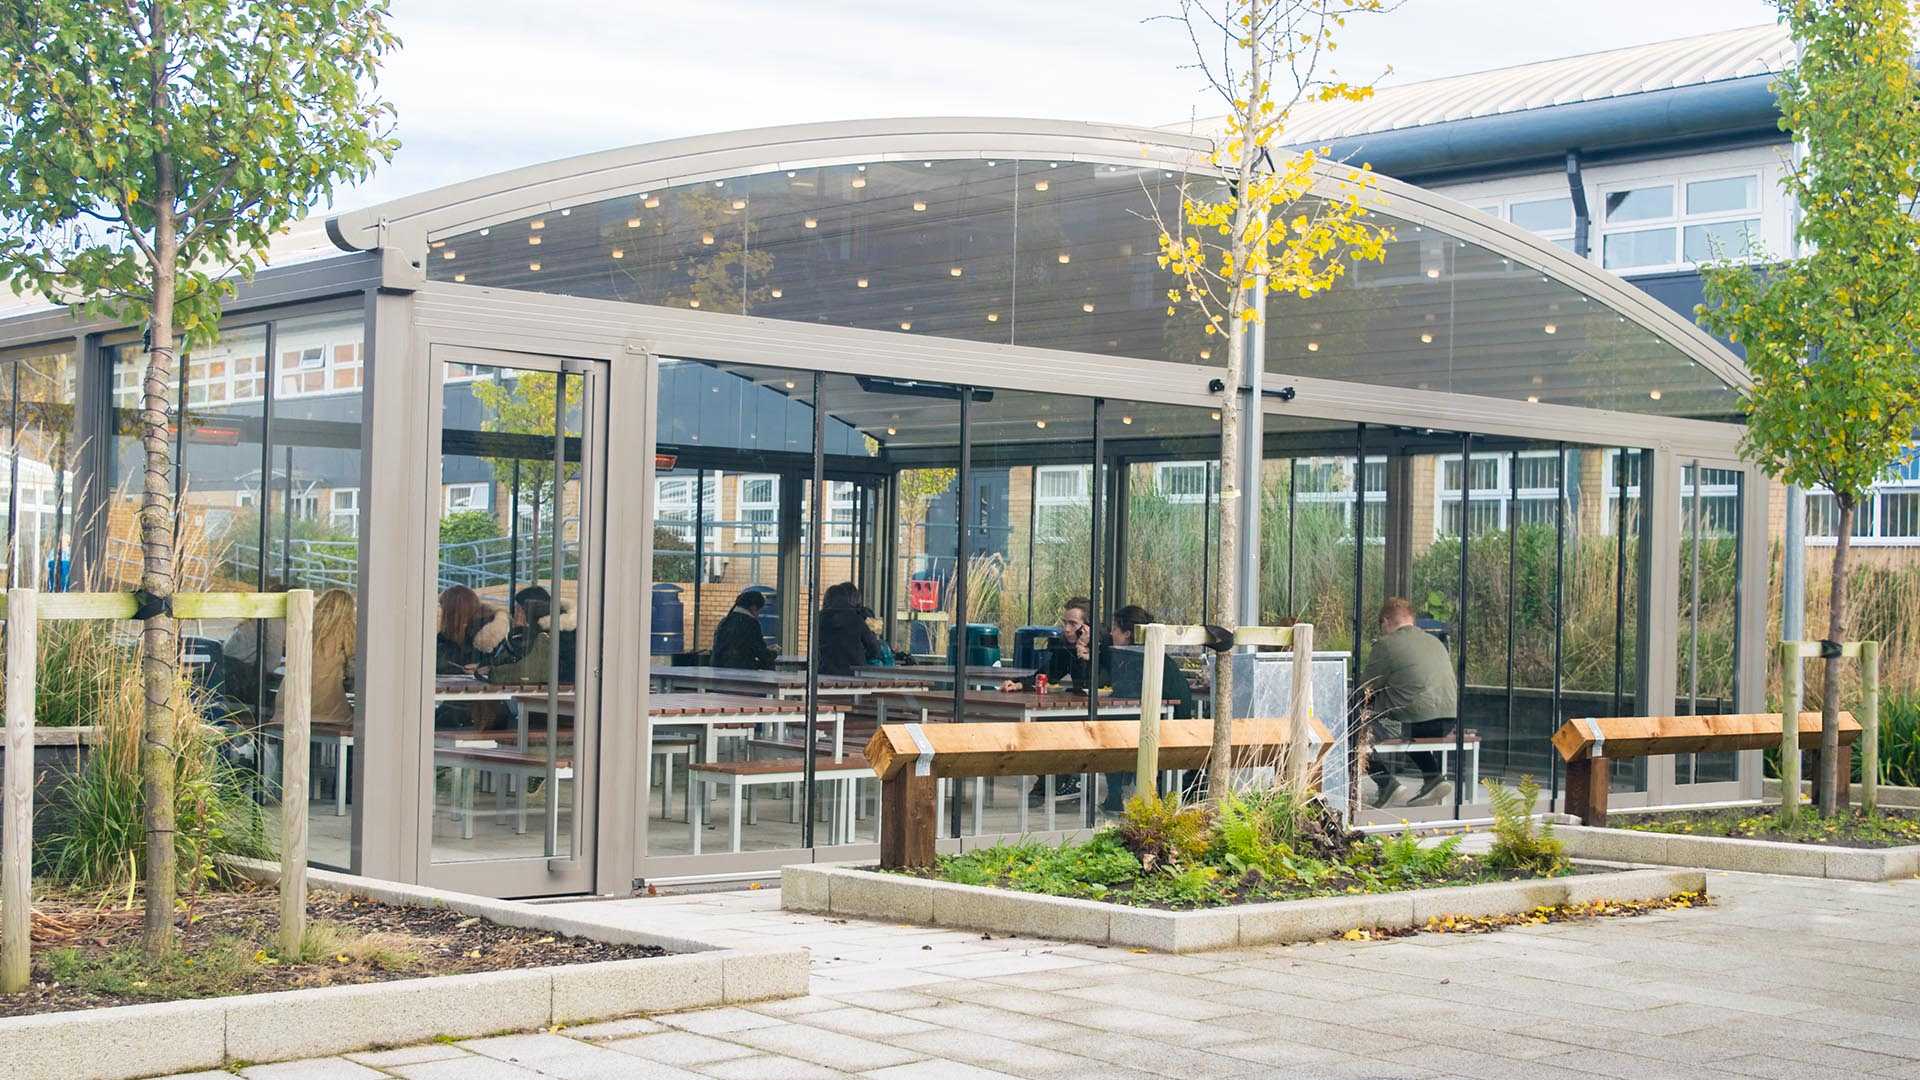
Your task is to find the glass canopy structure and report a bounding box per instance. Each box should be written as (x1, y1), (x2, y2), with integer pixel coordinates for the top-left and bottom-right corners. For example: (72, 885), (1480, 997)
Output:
(0, 118), (1766, 897)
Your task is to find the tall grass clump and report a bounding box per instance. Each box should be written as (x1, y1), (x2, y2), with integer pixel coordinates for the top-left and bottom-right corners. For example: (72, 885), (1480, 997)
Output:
(30, 618), (270, 893)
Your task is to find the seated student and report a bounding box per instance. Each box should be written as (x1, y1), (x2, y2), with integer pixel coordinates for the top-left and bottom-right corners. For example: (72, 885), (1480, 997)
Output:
(1359, 596), (1459, 808)
(310, 589), (358, 724)
(711, 588), (777, 670)
(814, 581), (883, 677)
(1019, 596), (1098, 807)
(1100, 605), (1199, 812)
(435, 585), (496, 675)
(483, 585), (576, 685)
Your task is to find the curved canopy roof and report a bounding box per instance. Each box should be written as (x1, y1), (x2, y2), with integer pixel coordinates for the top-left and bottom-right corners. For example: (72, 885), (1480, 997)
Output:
(329, 117), (1747, 419)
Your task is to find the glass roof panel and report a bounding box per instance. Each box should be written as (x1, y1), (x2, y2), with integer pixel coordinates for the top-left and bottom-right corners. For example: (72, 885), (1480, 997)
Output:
(428, 158), (1740, 419)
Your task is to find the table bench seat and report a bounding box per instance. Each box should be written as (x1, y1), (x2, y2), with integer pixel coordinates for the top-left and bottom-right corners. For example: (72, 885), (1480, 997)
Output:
(687, 755), (872, 854)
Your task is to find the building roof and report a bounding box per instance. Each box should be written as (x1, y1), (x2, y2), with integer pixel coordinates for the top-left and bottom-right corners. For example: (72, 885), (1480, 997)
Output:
(1172, 23), (1795, 146)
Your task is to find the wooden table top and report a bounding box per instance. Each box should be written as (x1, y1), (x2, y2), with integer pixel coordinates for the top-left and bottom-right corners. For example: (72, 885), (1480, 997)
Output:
(508, 691), (847, 718)
(854, 665), (1039, 682)
(651, 666), (929, 690)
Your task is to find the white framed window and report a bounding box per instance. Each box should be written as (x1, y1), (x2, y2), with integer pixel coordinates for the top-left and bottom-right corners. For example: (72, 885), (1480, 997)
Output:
(1600, 172), (1761, 273)
(735, 474), (778, 544)
(1434, 451), (1565, 537)
(1034, 464), (1090, 542)
(1808, 449), (1920, 547)
(1153, 461), (1215, 504)
(445, 482), (489, 514)
(1293, 456), (1387, 541)
(290, 490), (320, 520)
(1680, 466), (1742, 538)
(329, 487), (360, 530)
(826, 480), (859, 543)
(1504, 194), (1577, 252)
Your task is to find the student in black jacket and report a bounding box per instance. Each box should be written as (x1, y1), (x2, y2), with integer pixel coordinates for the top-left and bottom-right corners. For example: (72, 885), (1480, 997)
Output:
(814, 582), (883, 677)
(711, 589), (777, 670)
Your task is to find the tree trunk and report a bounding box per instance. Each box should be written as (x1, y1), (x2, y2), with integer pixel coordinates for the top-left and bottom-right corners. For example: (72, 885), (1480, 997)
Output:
(140, 6), (180, 951)
(1818, 497), (1852, 817)
(1206, 0), (1262, 801)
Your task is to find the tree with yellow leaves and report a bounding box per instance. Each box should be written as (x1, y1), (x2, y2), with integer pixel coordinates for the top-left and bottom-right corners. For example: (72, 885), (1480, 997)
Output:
(1153, 0), (1396, 798)
(1697, 0), (1920, 818)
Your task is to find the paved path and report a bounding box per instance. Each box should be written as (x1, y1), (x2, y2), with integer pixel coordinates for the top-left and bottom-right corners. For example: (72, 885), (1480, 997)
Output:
(162, 871), (1920, 1079)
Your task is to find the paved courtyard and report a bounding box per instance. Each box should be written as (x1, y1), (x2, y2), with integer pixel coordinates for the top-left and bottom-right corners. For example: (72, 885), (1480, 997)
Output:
(160, 871), (1920, 1080)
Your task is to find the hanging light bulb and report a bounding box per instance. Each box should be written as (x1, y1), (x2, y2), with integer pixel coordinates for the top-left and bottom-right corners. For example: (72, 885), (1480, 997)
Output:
(442, 249), (456, 260)
(1121, 415), (1134, 425)
(530, 219), (546, 231)
(1082, 302), (1095, 313)
(1543, 323), (1558, 334)
(899, 321), (912, 331)
(1199, 348), (1211, 360)
(689, 298), (701, 308)
(644, 195), (660, 209)
(1035, 420), (1048, 429)
(886, 426), (897, 436)
(701, 232), (715, 246)
(1419, 332), (1433, 344)
(986, 312), (1000, 322)
(949, 266), (964, 277)
(851, 176), (867, 189)
(528, 235), (541, 246)
(804, 217), (818, 229)
(1034, 180), (1050, 191)
(453, 273), (466, 283)
(770, 288), (783, 298)
(732, 198), (747, 210)
(1307, 341), (1320, 352)
(626, 217), (641, 229)
(913, 200), (927, 212)
(528, 261), (541, 272)
(1057, 252), (1070, 264)
(856, 277), (869, 288)
(610, 248), (624, 259)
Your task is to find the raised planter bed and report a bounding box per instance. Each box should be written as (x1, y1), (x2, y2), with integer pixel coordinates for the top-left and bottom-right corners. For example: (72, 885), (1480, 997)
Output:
(1558, 818), (1920, 881)
(0, 862), (808, 1080)
(783, 862), (1704, 953)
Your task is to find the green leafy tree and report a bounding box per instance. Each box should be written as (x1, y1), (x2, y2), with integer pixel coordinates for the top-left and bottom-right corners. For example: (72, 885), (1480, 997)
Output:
(470, 370), (584, 586)
(1696, 0), (1920, 817)
(1155, 0), (1396, 798)
(0, 0), (397, 952)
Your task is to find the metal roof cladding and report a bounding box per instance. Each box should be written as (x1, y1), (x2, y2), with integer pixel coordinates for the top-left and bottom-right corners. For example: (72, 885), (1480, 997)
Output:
(1172, 23), (1796, 145)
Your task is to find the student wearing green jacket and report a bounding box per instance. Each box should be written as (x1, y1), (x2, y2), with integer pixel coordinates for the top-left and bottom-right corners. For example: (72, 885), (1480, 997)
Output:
(1358, 596), (1459, 808)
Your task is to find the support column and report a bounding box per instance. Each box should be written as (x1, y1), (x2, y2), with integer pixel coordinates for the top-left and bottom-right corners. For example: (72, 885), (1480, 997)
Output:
(354, 286), (424, 882)
(1382, 453), (1415, 599)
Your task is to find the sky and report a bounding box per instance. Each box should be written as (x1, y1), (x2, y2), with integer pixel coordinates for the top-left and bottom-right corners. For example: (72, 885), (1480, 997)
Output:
(338, 0), (1781, 211)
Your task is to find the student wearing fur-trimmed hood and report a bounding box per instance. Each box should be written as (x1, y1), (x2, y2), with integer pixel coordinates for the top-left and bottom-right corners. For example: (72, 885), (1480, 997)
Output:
(482, 584), (577, 684)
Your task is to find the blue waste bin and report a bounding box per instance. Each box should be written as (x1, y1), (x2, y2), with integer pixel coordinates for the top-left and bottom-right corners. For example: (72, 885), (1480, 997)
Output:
(650, 584), (685, 655)
(1013, 625), (1061, 670)
(948, 623), (1001, 668)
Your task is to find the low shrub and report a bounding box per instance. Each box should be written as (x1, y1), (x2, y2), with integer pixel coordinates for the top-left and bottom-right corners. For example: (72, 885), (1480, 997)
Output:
(1481, 776), (1565, 875)
(923, 786), (1568, 908)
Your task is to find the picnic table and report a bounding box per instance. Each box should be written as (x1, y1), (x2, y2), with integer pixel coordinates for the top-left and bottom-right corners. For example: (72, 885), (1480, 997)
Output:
(853, 664), (1039, 691)
(650, 665), (932, 703)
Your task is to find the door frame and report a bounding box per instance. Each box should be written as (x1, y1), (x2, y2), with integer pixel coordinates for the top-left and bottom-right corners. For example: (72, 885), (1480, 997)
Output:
(415, 342), (610, 897)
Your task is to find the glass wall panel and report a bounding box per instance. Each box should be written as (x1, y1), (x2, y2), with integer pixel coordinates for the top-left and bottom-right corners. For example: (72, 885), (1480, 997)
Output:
(7, 344), (80, 591)
(1676, 462), (1742, 785)
(433, 360), (586, 864)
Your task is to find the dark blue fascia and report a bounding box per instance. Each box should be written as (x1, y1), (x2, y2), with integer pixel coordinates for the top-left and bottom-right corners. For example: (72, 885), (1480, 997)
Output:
(1303, 74), (1787, 188)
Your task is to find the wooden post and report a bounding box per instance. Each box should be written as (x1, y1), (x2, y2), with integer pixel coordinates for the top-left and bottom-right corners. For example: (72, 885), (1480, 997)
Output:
(1135, 624), (1167, 792)
(278, 589), (314, 958)
(1563, 752), (1608, 827)
(1287, 623), (1314, 793)
(1862, 640), (1881, 816)
(879, 770), (936, 870)
(1779, 641), (1801, 821)
(2, 589), (35, 994)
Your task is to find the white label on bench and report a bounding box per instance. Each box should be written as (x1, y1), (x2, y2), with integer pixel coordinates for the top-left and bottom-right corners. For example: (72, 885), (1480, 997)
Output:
(905, 723), (935, 777)
(1583, 718), (1604, 760)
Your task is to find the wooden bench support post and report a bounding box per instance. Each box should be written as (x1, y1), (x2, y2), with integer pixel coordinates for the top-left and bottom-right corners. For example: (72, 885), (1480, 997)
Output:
(1564, 754), (1607, 827)
(880, 770), (936, 870)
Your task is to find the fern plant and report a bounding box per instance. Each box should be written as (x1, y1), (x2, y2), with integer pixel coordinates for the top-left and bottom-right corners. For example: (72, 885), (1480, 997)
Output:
(1115, 792), (1213, 873)
(1372, 830), (1464, 887)
(1481, 776), (1567, 875)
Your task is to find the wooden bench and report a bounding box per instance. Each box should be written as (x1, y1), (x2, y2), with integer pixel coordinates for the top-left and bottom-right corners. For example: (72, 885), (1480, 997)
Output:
(1552, 711), (1859, 826)
(865, 717), (1331, 869)
(687, 756), (872, 854)
(435, 742), (573, 839)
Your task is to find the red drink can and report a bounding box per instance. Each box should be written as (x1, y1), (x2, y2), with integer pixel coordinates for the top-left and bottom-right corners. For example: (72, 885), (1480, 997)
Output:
(1035, 673), (1048, 694)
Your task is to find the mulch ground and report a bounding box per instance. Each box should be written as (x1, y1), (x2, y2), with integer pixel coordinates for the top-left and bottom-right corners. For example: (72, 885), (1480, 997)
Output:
(0, 882), (666, 1017)
(1616, 806), (1920, 848)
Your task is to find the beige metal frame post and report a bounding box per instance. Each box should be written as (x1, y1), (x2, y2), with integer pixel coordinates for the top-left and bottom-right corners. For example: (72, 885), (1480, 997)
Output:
(0, 589), (314, 989)
(1136, 623), (1314, 793)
